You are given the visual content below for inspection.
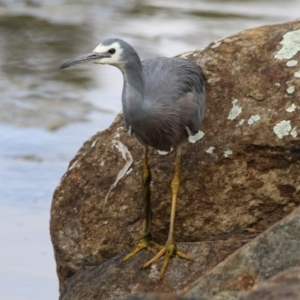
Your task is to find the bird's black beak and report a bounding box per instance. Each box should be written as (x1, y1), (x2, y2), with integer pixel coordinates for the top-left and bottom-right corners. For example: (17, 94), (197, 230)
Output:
(59, 52), (110, 69)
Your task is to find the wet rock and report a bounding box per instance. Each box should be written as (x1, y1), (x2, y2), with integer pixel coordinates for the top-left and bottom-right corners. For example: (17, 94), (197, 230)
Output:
(50, 20), (300, 296)
(60, 236), (251, 300)
(185, 206), (300, 300)
(238, 267), (300, 300)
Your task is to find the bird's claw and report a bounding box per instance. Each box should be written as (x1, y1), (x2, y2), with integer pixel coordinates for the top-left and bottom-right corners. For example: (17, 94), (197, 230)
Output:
(122, 238), (162, 262)
(141, 242), (193, 279)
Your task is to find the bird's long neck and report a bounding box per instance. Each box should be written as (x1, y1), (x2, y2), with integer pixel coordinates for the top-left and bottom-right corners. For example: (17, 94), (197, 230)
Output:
(121, 59), (145, 107)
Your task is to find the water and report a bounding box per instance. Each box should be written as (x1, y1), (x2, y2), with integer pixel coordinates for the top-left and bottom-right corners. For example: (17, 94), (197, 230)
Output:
(0, 0), (299, 299)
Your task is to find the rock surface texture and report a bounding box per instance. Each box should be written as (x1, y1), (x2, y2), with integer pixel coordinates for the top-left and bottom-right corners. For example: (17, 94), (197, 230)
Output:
(238, 267), (300, 300)
(185, 206), (300, 300)
(51, 20), (300, 299)
(59, 235), (253, 300)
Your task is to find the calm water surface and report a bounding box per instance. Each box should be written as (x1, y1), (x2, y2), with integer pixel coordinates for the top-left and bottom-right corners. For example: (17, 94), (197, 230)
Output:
(0, 0), (299, 299)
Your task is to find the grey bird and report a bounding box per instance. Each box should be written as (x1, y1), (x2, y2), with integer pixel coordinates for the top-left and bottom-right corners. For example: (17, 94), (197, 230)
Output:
(60, 38), (206, 279)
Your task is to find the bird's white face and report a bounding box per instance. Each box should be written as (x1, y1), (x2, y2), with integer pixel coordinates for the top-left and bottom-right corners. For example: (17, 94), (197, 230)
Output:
(93, 42), (123, 65)
(59, 39), (129, 70)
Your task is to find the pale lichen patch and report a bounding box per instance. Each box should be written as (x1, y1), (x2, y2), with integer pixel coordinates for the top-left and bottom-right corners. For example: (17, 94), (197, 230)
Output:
(69, 160), (78, 170)
(287, 86), (295, 94)
(211, 41), (222, 49)
(248, 115), (260, 125)
(207, 77), (221, 84)
(210, 36), (229, 49)
(275, 83), (281, 86)
(286, 60), (298, 67)
(274, 29), (300, 60)
(129, 284), (140, 294)
(114, 132), (120, 138)
(206, 146), (215, 154)
(194, 48), (204, 55)
(238, 119), (245, 126)
(273, 120), (292, 139)
(290, 127), (298, 138)
(149, 264), (160, 279)
(224, 149), (233, 158)
(126, 167), (133, 175)
(188, 130), (205, 143)
(91, 138), (98, 148)
(228, 99), (242, 120)
(157, 150), (170, 155)
(180, 51), (193, 59)
(294, 71), (300, 78)
(285, 103), (297, 112)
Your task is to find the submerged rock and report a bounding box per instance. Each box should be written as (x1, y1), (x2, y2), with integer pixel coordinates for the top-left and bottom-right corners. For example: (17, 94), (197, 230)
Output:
(50, 20), (300, 298)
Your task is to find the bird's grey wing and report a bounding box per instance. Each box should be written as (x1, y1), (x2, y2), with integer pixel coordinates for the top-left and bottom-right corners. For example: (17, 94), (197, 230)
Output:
(176, 58), (206, 134)
(177, 88), (206, 135)
(143, 57), (206, 132)
(133, 57), (206, 150)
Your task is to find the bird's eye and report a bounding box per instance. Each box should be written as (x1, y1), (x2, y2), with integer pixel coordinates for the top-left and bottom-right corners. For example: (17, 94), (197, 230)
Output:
(108, 48), (116, 54)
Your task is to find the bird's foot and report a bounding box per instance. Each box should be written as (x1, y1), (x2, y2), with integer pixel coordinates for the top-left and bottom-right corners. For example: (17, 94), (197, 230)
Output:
(122, 237), (162, 262)
(141, 241), (193, 279)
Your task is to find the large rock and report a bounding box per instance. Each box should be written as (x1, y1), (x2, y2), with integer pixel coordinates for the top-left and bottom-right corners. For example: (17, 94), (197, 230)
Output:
(125, 207), (300, 300)
(185, 205), (300, 299)
(50, 19), (300, 296)
(59, 234), (252, 300)
(238, 267), (300, 300)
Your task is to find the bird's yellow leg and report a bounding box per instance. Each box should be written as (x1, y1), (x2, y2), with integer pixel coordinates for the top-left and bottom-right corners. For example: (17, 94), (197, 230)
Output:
(142, 147), (193, 279)
(122, 146), (161, 262)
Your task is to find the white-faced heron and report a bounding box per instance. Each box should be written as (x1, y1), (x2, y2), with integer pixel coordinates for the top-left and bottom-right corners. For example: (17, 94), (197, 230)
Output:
(60, 38), (206, 279)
